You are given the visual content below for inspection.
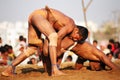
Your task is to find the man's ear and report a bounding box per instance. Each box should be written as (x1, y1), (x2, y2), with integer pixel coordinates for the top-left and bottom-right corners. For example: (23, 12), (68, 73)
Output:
(74, 27), (78, 30)
(73, 27), (78, 32)
(75, 27), (79, 31)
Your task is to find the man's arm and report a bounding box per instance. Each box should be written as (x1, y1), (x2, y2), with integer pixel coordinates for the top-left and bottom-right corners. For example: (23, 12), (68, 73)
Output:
(94, 50), (119, 70)
(57, 37), (74, 56)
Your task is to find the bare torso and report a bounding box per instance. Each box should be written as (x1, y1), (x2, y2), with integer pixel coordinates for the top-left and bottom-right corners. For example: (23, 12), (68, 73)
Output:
(61, 37), (102, 61)
(28, 7), (75, 32)
(72, 42), (100, 61)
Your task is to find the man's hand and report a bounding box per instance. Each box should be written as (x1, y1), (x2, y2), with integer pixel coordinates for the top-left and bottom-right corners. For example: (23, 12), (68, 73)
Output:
(57, 48), (66, 57)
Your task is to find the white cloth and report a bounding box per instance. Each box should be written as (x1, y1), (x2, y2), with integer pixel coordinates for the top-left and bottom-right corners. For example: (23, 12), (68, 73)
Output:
(61, 42), (78, 63)
(14, 41), (27, 57)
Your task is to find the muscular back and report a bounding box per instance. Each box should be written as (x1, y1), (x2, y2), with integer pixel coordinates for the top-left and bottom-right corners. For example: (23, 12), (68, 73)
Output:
(72, 42), (103, 61)
(28, 6), (75, 32)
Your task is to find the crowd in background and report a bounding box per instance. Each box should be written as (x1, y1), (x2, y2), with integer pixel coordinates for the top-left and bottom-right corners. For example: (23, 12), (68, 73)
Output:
(0, 35), (120, 68)
(0, 35), (42, 66)
(93, 39), (120, 62)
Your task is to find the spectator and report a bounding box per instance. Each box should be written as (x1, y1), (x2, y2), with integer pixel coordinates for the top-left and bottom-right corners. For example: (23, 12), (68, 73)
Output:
(7, 45), (16, 64)
(15, 35), (27, 57)
(100, 44), (110, 55)
(117, 53), (120, 59)
(113, 41), (120, 58)
(27, 57), (37, 65)
(109, 39), (115, 53)
(93, 40), (100, 49)
(65, 55), (72, 62)
(0, 46), (8, 66)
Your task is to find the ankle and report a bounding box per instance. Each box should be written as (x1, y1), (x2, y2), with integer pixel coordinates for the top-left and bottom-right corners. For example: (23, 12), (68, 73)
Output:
(52, 64), (59, 70)
(10, 64), (16, 74)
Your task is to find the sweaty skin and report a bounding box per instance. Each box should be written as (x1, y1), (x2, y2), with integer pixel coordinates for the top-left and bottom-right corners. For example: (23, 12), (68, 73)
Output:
(60, 37), (119, 70)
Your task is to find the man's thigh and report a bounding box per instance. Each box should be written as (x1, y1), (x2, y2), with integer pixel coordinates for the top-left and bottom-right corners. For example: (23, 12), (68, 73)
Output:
(28, 24), (43, 47)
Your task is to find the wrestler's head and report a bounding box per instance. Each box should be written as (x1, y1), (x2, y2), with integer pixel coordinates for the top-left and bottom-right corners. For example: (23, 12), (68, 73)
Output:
(69, 25), (88, 44)
(76, 25), (88, 44)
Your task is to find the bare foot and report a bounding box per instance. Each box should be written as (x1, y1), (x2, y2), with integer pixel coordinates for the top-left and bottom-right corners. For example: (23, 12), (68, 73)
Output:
(1, 66), (15, 77)
(51, 69), (66, 76)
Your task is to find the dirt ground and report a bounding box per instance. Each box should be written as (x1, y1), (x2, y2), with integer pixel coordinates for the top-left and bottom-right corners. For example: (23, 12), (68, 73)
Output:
(0, 60), (120, 80)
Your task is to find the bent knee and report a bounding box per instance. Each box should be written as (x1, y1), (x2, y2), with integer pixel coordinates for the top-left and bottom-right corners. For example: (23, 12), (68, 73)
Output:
(24, 47), (37, 57)
(48, 32), (58, 46)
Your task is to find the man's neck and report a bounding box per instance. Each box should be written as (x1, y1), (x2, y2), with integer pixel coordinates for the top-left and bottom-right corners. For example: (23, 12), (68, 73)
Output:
(65, 37), (77, 50)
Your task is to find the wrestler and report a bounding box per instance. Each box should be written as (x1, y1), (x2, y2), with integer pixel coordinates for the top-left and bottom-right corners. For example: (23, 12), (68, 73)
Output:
(60, 36), (119, 70)
(42, 25), (88, 74)
(1, 6), (82, 76)
(43, 26), (119, 72)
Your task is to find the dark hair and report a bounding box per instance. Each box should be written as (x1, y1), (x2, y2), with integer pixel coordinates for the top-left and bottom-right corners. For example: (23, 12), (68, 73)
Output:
(109, 39), (115, 43)
(8, 45), (13, 50)
(93, 40), (98, 43)
(115, 41), (120, 48)
(0, 37), (2, 40)
(19, 35), (24, 41)
(67, 55), (72, 60)
(0, 37), (2, 43)
(0, 46), (8, 54)
(107, 44), (112, 49)
(76, 25), (88, 44)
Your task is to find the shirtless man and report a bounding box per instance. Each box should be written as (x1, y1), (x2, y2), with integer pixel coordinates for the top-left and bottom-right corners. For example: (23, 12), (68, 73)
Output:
(42, 25), (88, 74)
(1, 6), (82, 76)
(43, 26), (119, 72)
(60, 37), (119, 70)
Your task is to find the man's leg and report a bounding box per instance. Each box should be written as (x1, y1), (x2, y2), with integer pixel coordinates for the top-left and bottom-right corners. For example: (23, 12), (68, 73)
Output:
(28, 23), (43, 47)
(41, 52), (52, 76)
(1, 46), (37, 76)
(43, 39), (49, 56)
(98, 54), (119, 70)
(1, 23), (43, 77)
(92, 49), (119, 70)
(31, 15), (65, 76)
(48, 33), (66, 76)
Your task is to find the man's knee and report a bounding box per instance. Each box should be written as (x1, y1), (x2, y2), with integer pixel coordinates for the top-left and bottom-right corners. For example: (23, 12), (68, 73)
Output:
(24, 47), (37, 57)
(28, 39), (43, 48)
(48, 32), (58, 46)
